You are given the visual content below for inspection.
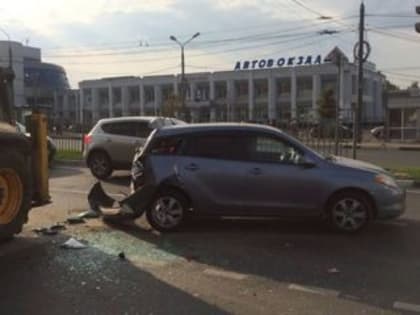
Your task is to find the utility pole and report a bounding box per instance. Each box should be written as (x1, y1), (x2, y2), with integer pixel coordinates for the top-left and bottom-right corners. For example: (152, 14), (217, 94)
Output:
(353, 2), (365, 159)
(170, 33), (200, 122)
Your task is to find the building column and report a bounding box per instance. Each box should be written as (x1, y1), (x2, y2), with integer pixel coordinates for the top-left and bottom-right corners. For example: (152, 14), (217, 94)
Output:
(248, 73), (254, 121)
(108, 84), (113, 118)
(63, 93), (70, 121)
(416, 109), (420, 140)
(291, 69), (297, 119)
(210, 75), (215, 101)
(139, 83), (145, 115)
(227, 79), (234, 121)
(189, 82), (196, 102)
(79, 89), (84, 125)
(173, 78), (179, 96)
(312, 74), (321, 113)
(122, 86), (129, 116)
(268, 75), (276, 121)
(154, 85), (161, 115)
(92, 88), (100, 122)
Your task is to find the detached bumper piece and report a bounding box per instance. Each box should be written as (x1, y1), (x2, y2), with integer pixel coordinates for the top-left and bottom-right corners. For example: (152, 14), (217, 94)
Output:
(87, 182), (155, 222)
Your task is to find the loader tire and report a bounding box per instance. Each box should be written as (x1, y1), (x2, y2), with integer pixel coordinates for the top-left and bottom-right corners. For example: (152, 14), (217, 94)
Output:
(0, 150), (32, 242)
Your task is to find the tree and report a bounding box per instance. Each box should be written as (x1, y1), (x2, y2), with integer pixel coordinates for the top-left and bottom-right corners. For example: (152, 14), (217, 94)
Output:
(410, 81), (419, 89)
(161, 94), (182, 117)
(385, 80), (400, 91)
(317, 88), (336, 120)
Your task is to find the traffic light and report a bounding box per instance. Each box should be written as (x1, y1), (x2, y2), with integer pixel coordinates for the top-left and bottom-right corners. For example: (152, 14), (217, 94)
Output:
(416, 6), (420, 33)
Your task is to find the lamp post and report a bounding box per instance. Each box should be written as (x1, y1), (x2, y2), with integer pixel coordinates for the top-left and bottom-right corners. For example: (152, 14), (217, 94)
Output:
(170, 32), (200, 121)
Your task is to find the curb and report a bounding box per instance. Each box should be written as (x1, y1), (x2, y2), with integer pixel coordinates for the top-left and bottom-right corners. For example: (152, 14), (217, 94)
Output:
(396, 180), (420, 189)
(53, 159), (85, 167)
(398, 147), (420, 151)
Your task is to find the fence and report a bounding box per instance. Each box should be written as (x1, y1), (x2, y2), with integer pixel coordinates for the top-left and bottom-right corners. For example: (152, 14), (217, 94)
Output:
(51, 135), (83, 153)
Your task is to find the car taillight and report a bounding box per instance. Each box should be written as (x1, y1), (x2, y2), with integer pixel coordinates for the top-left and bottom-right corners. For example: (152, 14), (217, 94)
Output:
(84, 134), (92, 145)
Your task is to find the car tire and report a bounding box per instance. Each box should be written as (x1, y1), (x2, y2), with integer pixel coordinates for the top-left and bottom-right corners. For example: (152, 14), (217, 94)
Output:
(0, 149), (32, 241)
(88, 151), (113, 179)
(146, 190), (188, 232)
(327, 191), (373, 233)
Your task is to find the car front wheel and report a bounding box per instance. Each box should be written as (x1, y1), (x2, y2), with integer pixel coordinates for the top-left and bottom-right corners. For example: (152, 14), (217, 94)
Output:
(146, 190), (188, 232)
(328, 192), (372, 233)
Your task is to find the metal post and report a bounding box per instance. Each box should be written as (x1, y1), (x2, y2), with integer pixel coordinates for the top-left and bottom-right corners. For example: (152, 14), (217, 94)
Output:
(181, 45), (186, 120)
(334, 55), (341, 155)
(353, 2), (365, 159)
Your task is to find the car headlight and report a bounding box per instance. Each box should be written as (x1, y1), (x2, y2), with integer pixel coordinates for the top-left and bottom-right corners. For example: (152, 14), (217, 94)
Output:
(375, 174), (398, 188)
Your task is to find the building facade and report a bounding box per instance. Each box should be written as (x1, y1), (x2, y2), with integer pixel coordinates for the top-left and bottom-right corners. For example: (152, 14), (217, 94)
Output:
(69, 49), (385, 128)
(0, 40), (70, 121)
(386, 87), (420, 141)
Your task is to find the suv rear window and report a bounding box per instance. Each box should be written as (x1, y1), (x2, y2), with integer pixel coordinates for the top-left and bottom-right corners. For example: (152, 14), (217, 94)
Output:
(101, 121), (152, 138)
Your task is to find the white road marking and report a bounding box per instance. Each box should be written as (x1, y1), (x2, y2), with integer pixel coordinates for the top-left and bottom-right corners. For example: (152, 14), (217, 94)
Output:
(50, 188), (124, 198)
(376, 221), (408, 227)
(203, 268), (248, 280)
(288, 284), (340, 297)
(407, 190), (420, 195)
(53, 166), (86, 171)
(393, 301), (420, 313)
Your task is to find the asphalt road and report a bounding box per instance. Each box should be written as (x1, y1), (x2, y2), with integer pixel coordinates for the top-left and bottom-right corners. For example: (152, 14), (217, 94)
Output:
(1, 165), (420, 315)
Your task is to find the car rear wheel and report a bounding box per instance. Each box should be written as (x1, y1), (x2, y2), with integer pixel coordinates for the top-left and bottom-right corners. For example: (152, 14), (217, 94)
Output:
(88, 151), (113, 179)
(146, 190), (188, 232)
(327, 192), (372, 233)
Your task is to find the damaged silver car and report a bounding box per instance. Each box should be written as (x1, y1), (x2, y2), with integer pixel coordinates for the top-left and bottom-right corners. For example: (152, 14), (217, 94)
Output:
(91, 123), (405, 233)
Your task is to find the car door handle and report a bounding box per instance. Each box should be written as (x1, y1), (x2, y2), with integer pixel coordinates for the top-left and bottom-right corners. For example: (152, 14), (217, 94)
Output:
(106, 138), (112, 143)
(249, 168), (262, 175)
(185, 164), (199, 171)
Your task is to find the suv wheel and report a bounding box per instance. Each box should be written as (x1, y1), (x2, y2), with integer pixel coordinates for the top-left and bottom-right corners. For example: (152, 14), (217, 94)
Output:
(328, 192), (372, 233)
(146, 190), (188, 232)
(88, 151), (113, 179)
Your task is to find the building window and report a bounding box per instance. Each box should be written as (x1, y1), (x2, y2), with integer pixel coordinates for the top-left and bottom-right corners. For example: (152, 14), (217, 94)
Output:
(144, 86), (154, 103)
(161, 85), (174, 102)
(215, 82), (227, 99)
(112, 87), (122, 104)
(254, 79), (268, 98)
(276, 79), (291, 96)
(129, 86), (139, 104)
(235, 80), (248, 98)
(297, 77), (312, 98)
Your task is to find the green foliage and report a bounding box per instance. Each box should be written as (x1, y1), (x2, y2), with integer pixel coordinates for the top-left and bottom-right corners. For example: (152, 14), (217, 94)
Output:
(317, 89), (336, 120)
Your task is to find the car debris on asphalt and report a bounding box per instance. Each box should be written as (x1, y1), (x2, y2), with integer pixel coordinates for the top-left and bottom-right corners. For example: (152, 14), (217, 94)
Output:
(33, 224), (67, 236)
(61, 238), (88, 249)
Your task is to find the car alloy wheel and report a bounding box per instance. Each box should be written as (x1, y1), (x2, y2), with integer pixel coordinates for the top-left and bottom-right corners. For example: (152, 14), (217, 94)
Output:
(331, 197), (369, 232)
(150, 196), (184, 229)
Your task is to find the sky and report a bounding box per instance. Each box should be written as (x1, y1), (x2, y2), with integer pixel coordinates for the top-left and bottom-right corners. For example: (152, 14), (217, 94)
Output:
(2, 0), (420, 88)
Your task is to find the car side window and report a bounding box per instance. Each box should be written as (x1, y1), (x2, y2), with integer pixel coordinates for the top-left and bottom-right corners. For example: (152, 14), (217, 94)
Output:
(150, 137), (183, 155)
(183, 134), (246, 161)
(249, 135), (301, 164)
(136, 122), (153, 138)
(101, 122), (136, 137)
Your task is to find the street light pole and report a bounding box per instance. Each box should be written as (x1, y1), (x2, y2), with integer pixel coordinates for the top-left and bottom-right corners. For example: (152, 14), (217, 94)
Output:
(170, 32), (200, 122)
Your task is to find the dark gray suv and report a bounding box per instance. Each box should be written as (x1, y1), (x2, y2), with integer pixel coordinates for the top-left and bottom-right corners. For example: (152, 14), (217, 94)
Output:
(131, 123), (405, 233)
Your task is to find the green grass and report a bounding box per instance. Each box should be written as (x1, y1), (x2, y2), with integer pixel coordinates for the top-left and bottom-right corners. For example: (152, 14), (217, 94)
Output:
(55, 150), (83, 161)
(388, 167), (420, 181)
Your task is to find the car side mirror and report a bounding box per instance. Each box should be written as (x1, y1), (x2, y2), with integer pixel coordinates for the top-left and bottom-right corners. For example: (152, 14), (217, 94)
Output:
(296, 156), (316, 169)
